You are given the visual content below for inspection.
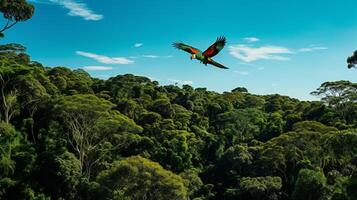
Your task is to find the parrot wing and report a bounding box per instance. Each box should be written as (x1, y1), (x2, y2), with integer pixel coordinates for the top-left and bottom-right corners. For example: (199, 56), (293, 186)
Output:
(203, 36), (226, 58)
(207, 58), (228, 69)
(173, 42), (201, 54)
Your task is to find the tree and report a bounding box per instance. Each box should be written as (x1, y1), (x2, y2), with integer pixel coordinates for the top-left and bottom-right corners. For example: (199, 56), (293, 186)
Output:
(218, 144), (254, 178)
(96, 156), (188, 200)
(0, 50), (50, 129)
(1, 54), (357, 200)
(0, 122), (20, 195)
(0, 43), (26, 54)
(292, 169), (327, 200)
(231, 87), (248, 93)
(347, 50), (357, 69)
(180, 168), (204, 199)
(55, 94), (142, 179)
(311, 81), (357, 123)
(54, 95), (102, 174)
(151, 129), (193, 172)
(0, 59), (31, 123)
(17, 73), (49, 142)
(150, 98), (175, 118)
(0, 0), (34, 37)
(1, 90), (18, 124)
(214, 108), (266, 145)
(259, 112), (284, 141)
(239, 176), (282, 200)
(47, 67), (93, 94)
(38, 151), (81, 200)
(264, 95), (283, 113)
(0, 122), (41, 199)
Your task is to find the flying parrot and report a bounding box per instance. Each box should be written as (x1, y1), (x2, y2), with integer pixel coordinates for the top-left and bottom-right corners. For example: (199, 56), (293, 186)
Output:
(173, 36), (228, 69)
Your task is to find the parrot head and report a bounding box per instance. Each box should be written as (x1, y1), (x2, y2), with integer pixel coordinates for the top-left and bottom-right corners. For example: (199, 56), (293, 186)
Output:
(190, 54), (196, 60)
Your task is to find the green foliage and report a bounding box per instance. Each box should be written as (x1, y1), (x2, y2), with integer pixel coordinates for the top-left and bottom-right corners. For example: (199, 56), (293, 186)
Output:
(260, 112), (284, 141)
(214, 108), (266, 145)
(292, 120), (338, 133)
(311, 81), (357, 123)
(97, 156), (188, 200)
(47, 67), (93, 94)
(347, 50), (357, 69)
(0, 122), (19, 179)
(0, 0), (34, 37)
(54, 94), (143, 179)
(0, 122), (40, 199)
(239, 176), (282, 200)
(0, 44), (357, 199)
(231, 87), (248, 93)
(292, 169), (327, 200)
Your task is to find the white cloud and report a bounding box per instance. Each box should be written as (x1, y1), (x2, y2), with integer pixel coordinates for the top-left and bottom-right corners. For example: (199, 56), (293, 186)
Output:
(230, 41), (328, 62)
(76, 51), (134, 64)
(82, 66), (113, 71)
(244, 37), (260, 43)
(143, 55), (159, 58)
(134, 43), (143, 48)
(49, 0), (103, 21)
(297, 46), (327, 52)
(238, 62), (255, 67)
(229, 45), (293, 62)
(168, 79), (193, 85)
(234, 70), (250, 75)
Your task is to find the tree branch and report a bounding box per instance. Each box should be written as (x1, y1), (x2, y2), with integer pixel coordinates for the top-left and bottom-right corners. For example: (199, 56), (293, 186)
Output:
(0, 20), (18, 33)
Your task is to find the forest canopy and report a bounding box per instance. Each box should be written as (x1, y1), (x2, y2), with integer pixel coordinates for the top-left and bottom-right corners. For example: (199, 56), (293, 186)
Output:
(0, 1), (356, 199)
(0, 44), (356, 200)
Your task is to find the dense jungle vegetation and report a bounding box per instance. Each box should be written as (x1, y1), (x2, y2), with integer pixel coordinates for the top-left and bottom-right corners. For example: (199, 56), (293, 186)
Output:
(0, 43), (357, 199)
(1, 0), (357, 199)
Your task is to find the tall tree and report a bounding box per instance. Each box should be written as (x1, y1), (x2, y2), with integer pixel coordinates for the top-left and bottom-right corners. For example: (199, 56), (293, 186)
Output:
(347, 50), (357, 69)
(0, 59), (31, 123)
(239, 176), (282, 200)
(292, 169), (327, 200)
(55, 94), (113, 178)
(96, 156), (188, 200)
(55, 94), (142, 179)
(0, 0), (34, 37)
(311, 81), (357, 123)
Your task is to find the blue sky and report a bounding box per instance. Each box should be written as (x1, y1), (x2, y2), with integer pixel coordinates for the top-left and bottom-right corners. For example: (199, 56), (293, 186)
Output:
(2, 0), (357, 100)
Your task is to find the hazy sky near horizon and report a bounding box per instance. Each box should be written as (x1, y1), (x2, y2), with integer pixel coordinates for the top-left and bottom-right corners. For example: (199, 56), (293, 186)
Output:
(3, 0), (357, 100)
